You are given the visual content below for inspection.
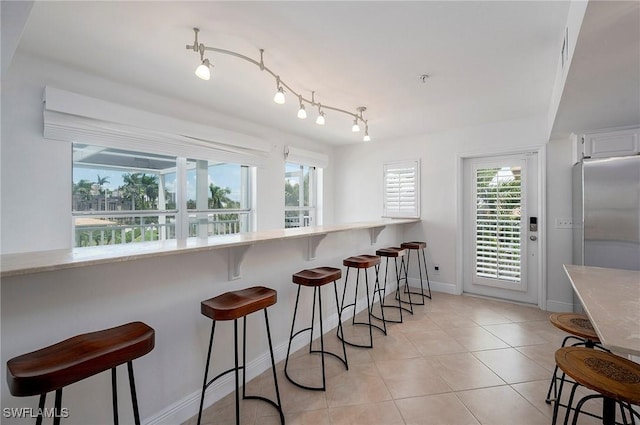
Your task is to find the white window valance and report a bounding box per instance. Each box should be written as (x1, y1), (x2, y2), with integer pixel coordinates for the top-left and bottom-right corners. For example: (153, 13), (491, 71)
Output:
(43, 86), (271, 166)
(284, 145), (329, 168)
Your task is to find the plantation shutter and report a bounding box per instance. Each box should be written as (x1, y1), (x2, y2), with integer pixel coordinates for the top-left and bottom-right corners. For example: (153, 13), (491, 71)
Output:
(383, 160), (420, 218)
(475, 166), (522, 282)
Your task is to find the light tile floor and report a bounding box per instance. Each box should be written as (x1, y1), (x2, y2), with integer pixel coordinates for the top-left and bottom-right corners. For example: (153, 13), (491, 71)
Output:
(185, 291), (635, 425)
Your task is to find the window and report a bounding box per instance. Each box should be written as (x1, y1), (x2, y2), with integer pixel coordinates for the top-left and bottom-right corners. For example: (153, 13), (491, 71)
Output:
(285, 163), (316, 228)
(474, 166), (522, 282)
(72, 144), (252, 247)
(186, 160), (251, 237)
(383, 160), (420, 218)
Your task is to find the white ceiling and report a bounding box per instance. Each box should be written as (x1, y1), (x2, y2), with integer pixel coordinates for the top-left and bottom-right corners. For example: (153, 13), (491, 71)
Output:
(9, 1), (637, 145)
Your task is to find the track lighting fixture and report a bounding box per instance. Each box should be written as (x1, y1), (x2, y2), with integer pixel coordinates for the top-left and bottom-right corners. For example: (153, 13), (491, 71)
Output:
(186, 28), (371, 141)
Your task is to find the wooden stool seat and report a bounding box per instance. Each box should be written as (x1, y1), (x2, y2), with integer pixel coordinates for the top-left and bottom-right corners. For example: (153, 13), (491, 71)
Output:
(7, 321), (154, 397)
(293, 267), (342, 287)
(343, 254), (380, 269)
(376, 247), (405, 258)
(401, 241), (426, 250)
(549, 313), (600, 342)
(556, 347), (640, 405)
(201, 286), (277, 321)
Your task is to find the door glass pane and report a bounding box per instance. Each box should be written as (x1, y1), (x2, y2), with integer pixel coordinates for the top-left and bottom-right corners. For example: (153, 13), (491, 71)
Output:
(475, 166), (522, 283)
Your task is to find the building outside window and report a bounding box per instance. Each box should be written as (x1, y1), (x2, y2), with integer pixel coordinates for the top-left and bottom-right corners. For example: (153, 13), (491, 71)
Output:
(72, 144), (251, 247)
(285, 162), (316, 228)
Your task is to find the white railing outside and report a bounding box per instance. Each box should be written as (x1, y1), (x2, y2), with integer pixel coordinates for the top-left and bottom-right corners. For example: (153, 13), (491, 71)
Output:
(74, 211), (249, 247)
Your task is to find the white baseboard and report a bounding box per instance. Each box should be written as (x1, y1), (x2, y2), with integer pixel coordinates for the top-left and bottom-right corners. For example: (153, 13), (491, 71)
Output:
(406, 277), (458, 295)
(545, 299), (575, 313)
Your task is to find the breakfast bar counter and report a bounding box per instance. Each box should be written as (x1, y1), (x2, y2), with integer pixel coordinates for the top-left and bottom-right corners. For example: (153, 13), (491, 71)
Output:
(563, 264), (640, 356)
(1, 218), (418, 279)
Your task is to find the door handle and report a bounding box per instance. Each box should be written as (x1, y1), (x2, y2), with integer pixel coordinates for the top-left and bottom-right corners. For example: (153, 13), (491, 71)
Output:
(529, 235), (537, 241)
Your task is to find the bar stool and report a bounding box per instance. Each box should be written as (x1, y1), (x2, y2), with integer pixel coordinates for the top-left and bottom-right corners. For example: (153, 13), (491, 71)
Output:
(551, 347), (640, 425)
(337, 254), (386, 348)
(371, 247), (413, 323)
(197, 286), (284, 425)
(400, 241), (432, 304)
(545, 313), (607, 404)
(6, 321), (154, 425)
(285, 267), (348, 391)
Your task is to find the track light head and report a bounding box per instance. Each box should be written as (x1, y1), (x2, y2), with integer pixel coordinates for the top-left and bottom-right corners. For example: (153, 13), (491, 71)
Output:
(316, 111), (325, 125)
(195, 58), (211, 80)
(274, 87), (285, 104)
(352, 118), (360, 132)
(297, 103), (307, 119)
(363, 125), (371, 142)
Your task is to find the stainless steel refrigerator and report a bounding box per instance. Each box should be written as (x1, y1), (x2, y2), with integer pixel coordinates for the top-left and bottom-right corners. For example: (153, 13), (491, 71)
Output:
(572, 155), (640, 277)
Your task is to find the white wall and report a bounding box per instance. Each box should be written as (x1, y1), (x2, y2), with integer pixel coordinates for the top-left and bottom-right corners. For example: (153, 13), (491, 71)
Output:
(545, 136), (576, 311)
(333, 115), (574, 308)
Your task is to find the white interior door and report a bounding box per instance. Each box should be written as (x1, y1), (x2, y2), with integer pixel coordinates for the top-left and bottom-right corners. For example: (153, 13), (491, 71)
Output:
(463, 153), (539, 304)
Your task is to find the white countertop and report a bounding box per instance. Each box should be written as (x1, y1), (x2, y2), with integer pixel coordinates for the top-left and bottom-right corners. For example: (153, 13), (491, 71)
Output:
(1, 219), (419, 278)
(563, 264), (640, 356)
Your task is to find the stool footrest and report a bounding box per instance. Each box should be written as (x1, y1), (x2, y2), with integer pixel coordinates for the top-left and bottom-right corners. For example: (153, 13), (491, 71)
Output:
(285, 349), (348, 392)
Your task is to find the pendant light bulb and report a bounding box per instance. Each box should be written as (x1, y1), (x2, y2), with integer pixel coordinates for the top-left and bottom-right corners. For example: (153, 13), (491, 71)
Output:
(352, 119), (360, 132)
(297, 103), (307, 119)
(195, 59), (211, 80)
(274, 87), (285, 104)
(316, 111), (325, 125)
(363, 126), (371, 142)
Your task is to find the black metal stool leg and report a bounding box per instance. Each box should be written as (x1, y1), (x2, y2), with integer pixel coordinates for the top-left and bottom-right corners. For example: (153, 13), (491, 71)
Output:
(112, 367), (119, 425)
(318, 287), (326, 390)
(420, 248), (432, 299)
(127, 361), (141, 425)
(551, 372), (566, 425)
(337, 267), (351, 342)
(233, 319), (240, 425)
(285, 285), (303, 376)
(53, 389), (62, 425)
(333, 280), (349, 371)
(403, 251), (425, 306)
(263, 308), (285, 425)
(197, 321), (216, 425)
(36, 394), (46, 425)
(369, 260), (389, 321)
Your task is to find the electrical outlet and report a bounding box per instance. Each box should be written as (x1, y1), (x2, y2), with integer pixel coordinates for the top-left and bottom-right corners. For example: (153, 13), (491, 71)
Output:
(556, 218), (573, 229)
(434, 264), (440, 273)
